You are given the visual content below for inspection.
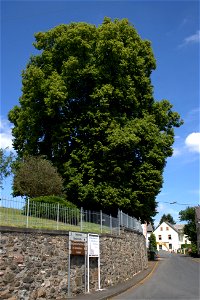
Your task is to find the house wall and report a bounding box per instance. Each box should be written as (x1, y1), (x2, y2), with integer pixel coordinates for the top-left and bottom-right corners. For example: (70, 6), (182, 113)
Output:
(154, 222), (179, 252)
(146, 232), (151, 248)
(0, 226), (148, 299)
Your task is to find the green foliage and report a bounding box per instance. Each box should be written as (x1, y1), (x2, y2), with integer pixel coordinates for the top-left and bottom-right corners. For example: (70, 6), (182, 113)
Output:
(0, 148), (15, 189)
(148, 233), (157, 261)
(159, 213), (176, 225)
(13, 156), (64, 198)
(181, 243), (190, 249)
(179, 207), (197, 244)
(23, 195), (80, 224)
(8, 18), (183, 222)
(190, 243), (197, 256)
(149, 233), (157, 250)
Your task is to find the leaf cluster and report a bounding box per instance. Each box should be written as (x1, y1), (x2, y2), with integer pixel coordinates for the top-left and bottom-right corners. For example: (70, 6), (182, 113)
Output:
(159, 213), (176, 225)
(149, 233), (157, 250)
(179, 207), (197, 244)
(13, 156), (64, 198)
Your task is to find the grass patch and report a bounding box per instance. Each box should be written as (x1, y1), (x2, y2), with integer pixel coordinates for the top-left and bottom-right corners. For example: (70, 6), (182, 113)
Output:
(0, 207), (111, 233)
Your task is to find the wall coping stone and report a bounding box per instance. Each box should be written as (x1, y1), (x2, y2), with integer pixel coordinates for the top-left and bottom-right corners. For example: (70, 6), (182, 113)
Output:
(0, 226), (127, 239)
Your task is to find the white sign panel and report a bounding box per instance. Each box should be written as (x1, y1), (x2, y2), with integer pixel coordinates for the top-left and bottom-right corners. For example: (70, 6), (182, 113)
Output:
(69, 231), (87, 242)
(88, 234), (99, 257)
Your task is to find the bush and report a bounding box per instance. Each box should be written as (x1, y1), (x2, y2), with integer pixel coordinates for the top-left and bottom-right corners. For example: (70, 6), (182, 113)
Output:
(188, 243), (198, 257)
(23, 196), (80, 225)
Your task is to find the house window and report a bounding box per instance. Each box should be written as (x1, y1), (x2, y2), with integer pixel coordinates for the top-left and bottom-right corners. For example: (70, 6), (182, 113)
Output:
(159, 235), (162, 240)
(169, 244), (172, 249)
(159, 245), (162, 250)
(160, 227), (163, 231)
(166, 227), (169, 231)
(168, 235), (172, 240)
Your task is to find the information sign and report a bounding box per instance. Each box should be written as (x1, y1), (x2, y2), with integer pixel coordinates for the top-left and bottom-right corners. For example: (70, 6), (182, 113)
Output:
(69, 231), (87, 242)
(71, 241), (85, 256)
(88, 234), (100, 257)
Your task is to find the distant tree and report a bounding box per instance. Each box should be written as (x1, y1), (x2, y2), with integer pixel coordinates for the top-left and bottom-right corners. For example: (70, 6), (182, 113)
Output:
(0, 148), (15, 189)
(8, 18), (183, 221)
(179, 207), (197, 244)
(13, 156), (64, 198)
(159, 213), (176, 225)
(149, 233), (157, 250)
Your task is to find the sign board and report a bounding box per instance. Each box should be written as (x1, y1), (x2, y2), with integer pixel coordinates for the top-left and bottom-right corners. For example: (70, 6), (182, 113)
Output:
(71, 241), (85, 256)
(88, 234), (100, 257)
(69, 231), (87, 242)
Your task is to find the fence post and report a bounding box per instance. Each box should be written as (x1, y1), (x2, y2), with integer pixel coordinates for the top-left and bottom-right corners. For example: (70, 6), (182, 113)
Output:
(110, 214), (112, 234)
(100, 210), (102, 233)
(26, 198), (30, 228)
(121, 210), (123, 227)
(57, 203), (59, 230)
(118, 209), (120, 235)
(80, 207), (83, 231)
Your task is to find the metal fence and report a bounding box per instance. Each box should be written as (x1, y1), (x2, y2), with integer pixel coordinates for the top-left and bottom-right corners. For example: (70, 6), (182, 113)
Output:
(0, 197), (143, 235)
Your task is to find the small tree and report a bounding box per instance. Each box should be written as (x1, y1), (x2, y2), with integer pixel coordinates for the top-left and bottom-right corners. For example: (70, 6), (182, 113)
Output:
(13, 156), (64, 198)
(149, 233), (157, 251)
(0, 148), (15, 189)
(159, 213), (176, 225)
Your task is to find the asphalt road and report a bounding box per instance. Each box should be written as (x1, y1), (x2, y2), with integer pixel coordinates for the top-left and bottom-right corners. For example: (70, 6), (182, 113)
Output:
(112, 251), (200, 300)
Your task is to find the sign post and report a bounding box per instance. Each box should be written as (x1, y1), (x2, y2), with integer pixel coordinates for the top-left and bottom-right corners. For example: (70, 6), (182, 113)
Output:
(87, 233), (100, 293)
(68, 232), (87, 297)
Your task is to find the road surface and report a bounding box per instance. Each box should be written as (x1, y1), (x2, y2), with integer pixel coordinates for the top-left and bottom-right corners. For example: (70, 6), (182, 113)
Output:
(112, 251), (200, 300)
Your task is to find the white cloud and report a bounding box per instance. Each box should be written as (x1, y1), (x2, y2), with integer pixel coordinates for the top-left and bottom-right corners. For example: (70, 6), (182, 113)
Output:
(172, 147), (182, 157)
(157, 203), (165, 211)
(0, 116), (13, 150)
(185, 132), (200, 153)
(184, 30), (200, 44)
(179, 30), (200, 48)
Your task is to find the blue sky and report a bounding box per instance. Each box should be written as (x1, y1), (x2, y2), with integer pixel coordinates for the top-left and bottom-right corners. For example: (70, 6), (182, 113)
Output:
(1, 0), (199, 226)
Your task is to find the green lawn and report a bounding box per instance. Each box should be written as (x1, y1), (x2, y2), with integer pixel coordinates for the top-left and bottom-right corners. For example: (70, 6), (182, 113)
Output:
(0, 207), (112, 234)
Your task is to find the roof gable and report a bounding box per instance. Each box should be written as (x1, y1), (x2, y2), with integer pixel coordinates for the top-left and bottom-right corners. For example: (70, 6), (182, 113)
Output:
(154, 221), (179, 233)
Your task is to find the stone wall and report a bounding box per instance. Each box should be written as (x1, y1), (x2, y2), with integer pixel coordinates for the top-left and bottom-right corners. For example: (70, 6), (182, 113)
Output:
(0, 227), (148, 300)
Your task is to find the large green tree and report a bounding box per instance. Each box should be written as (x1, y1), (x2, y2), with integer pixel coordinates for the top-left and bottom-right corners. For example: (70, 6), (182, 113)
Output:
(8, 18), (183, 222)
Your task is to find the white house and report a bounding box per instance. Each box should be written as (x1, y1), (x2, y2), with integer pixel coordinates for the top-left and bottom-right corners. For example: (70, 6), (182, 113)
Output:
(153, 221), (190, 252)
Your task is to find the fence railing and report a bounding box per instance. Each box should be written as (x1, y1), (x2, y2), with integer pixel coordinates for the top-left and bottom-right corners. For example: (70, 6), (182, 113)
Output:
(0, 197), (143, 235)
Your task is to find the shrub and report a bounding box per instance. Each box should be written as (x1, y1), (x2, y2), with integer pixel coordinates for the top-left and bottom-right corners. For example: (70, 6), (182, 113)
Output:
(23, 196), (80, 225)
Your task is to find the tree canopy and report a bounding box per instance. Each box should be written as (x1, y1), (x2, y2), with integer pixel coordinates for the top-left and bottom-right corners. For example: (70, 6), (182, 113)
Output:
(159, 213), (176, 225)
(8, 18), (183, 222)
(179, 207), (197, 244)
(13, 156), (64, 198)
